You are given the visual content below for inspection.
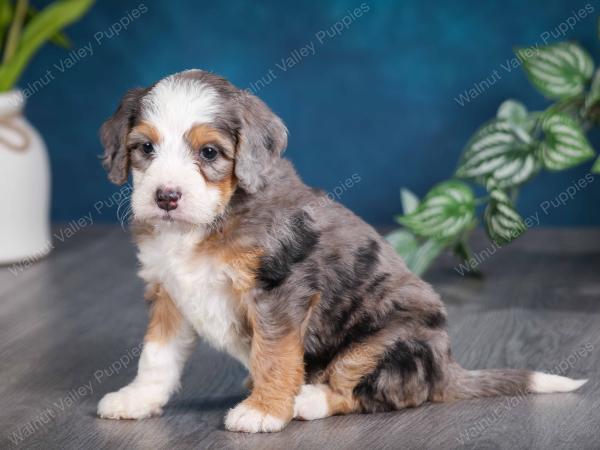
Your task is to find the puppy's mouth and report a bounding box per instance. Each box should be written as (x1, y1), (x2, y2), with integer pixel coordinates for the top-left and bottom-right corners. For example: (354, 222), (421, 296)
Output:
(161, 212), (176, 222)
(137, 210), (196, 227)
(158, 212), (196, 226)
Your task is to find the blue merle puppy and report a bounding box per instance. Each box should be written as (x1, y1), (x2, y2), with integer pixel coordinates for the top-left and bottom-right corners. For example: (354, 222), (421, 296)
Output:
(96, 69), (587, 433)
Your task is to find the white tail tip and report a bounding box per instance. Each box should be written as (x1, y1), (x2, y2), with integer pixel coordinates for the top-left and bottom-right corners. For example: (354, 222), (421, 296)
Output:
(530, 372), (588, 393)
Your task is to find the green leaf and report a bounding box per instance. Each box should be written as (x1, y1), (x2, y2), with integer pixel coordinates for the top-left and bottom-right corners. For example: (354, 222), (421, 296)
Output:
(456, 119), (539, 188)
(26, 5), (72, 49)
(539, 113), (595, 170)
(497, 99), (528, 126)
(409, 239), (446, 276)
(49, 29), (71, 49)
(386, 229), (418, 258)
(0, 0), (13, 49)
(2, 0), (28, 64)
(385, 229), (445, 276)
(585, 68), (600, 114)
(398, 180), (475, 241)
(484, 181), (527, 245)
(592, 156), (600, 173)
(0, 0), (94, 91)
(400, 188), (419, 215)
(496, 99), (535, 143)
(516, 42), (594, 100)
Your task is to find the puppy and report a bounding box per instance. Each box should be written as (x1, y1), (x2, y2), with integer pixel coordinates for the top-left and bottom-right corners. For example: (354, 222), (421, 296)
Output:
(97, 70), (587, 433)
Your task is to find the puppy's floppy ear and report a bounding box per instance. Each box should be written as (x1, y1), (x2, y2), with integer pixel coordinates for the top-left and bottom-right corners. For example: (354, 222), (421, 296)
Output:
(235, 91), (288, 193)
(100, 87), (148, 185)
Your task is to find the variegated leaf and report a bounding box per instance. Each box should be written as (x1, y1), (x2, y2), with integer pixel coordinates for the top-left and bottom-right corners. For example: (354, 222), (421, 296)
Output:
(456, 119), (538, 188)
(539, 113), (595, 170)
(516, 43), (594, 100)
(385, 229), (445, 276)
(496, 99), (535, 145)
(400, 188), (419, 215)
(408, 239), (446, 276)
(584, 69), (600, 113)
(592, 156), (600, 174)
(386, 229), (418, 259)
(484, 182), (526, 245)
(397, 180), (475, 241)
(497, 99), (528, 126)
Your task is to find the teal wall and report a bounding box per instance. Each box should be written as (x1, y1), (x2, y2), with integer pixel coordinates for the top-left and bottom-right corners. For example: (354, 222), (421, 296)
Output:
(20, 0), (600, 225)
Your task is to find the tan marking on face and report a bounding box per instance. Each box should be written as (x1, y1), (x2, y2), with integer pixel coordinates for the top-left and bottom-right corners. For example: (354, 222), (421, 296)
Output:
(128, 121), (162, 145)
(185, 124), (234, 157)
(144, 284), (182, 343)
(186, 124), (238, 209)
(207, 172), (238, 211)
(243, 323), (304, 421)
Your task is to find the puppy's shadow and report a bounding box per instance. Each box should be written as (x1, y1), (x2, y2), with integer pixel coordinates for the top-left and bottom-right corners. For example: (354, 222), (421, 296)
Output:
(170, 394), (245, 414)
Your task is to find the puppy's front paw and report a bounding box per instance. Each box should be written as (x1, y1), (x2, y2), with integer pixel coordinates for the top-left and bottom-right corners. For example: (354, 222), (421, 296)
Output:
(225, 403), (286, 433)
(97, 385), (165, 420)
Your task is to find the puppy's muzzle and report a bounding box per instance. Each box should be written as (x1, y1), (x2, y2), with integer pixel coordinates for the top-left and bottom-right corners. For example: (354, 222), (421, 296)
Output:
(155, 188), (182, 211)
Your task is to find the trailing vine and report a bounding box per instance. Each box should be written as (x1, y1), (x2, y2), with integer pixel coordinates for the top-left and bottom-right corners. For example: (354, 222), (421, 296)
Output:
(388, 24), (600, 276)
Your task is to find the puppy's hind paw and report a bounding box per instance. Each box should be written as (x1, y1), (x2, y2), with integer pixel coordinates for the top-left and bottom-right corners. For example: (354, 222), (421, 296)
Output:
(294, 384), (330, 420)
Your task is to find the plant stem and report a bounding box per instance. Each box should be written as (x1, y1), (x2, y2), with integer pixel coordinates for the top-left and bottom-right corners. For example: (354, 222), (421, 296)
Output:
(3, 0), (28, 64)
(544, 95), (585, 118)
(530, 96), (586, 137)
(474, 196), (490, 206)
(453, 240), (483, 278)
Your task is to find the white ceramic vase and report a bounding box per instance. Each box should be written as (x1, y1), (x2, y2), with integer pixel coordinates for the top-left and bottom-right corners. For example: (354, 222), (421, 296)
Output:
(0, 90), (51, 265)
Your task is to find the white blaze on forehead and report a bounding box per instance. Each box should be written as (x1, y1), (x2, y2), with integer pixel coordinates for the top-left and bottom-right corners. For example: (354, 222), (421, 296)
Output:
(141, 75), (220, 143)
(130, 75), (225, 225)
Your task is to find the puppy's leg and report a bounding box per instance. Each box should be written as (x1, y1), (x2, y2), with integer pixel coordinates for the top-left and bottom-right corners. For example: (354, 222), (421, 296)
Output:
(296, 326), (426, 420)
(225, 318), (304, 433)
(98, 285), (196, 420)
(294, 338), (385, 420)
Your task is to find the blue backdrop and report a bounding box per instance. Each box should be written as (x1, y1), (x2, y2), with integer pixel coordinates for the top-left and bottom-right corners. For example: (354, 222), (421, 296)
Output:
(22, 0), (600, 225)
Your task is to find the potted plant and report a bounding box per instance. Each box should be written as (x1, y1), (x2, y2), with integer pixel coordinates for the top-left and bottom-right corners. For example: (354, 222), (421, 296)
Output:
(0, 0), (93, 265)
(388, 20), (600, 276)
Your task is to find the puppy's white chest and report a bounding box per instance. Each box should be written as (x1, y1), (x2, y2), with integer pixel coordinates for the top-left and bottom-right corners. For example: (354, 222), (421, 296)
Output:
(137, 228), (250, 366)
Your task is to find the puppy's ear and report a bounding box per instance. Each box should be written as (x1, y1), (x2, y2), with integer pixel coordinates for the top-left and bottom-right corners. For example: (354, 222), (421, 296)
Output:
(235, 91), (288, 193)
(100, 87), (148, 185)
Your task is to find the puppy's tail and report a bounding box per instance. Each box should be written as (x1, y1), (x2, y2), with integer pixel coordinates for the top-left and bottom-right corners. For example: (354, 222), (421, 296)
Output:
(445, 362), (587, 401)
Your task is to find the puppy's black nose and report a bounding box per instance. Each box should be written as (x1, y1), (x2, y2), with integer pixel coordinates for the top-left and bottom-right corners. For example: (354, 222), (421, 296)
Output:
(155, 188), (181, 211)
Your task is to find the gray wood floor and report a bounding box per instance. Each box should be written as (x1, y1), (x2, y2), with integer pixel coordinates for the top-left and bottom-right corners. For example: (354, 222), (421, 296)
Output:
(1, 226), (599, 450)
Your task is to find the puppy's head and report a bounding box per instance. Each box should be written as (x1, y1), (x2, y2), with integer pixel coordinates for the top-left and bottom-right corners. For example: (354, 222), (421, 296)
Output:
(100, 70), (287, 226)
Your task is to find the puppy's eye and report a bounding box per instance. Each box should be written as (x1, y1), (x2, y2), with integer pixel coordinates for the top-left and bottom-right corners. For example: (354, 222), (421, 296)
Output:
(142, 142), (154, 155)
(200, 146), (218, 161)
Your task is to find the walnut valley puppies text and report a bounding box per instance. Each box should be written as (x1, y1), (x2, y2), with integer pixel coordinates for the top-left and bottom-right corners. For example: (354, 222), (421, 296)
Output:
(8, 184), (133, 277)
(21, 3), (148, 100)
(247, 2), (370, 94)
(454, 3), (595, 106)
